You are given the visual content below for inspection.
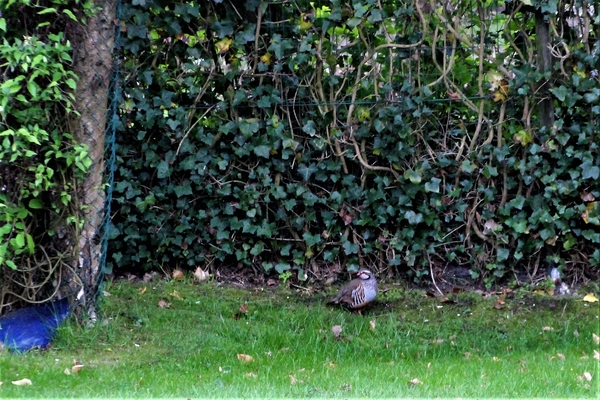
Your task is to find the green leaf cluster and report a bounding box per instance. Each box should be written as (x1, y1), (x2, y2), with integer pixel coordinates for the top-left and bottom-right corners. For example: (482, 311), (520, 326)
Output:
(109, 0), (599, 284)
(0, 1), (92, 270)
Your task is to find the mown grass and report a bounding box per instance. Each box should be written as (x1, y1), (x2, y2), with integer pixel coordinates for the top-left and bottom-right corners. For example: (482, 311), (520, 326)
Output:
(0, 277), (598, 398)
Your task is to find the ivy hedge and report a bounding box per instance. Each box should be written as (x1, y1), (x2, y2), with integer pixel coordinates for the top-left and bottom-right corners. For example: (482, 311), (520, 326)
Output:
(108, 0), (600, 286)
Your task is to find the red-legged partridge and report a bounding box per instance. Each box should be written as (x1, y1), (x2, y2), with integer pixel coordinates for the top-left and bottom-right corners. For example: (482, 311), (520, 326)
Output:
(330, 269), (378, 311)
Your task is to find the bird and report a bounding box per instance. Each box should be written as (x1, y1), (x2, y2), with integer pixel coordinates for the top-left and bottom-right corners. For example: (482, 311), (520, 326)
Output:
(329, 269), (378, 312)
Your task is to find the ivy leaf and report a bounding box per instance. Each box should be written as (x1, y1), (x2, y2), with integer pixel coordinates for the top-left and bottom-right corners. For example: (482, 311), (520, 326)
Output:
(297, 163), (318, 180)
(342, 240), (359, 255)
(253, 143), (271, 158)
(581, 161), (600, 180)
(482, 165), (498, 178)
(239, 118), (260, 138)
(368, 9), (382, 23)
(461, 160), (476, 173)
(551, 85), (568, 101)
(156, 160), (170, 178)
(405, 210), (423, 225)
(302, 232), (321, 247)
(250, 241), (264, 256)
(275, 262), (290, 273)
(404, 169), (422, 184)
(424, 177), (441, 193)
(302, 120), (316, 136)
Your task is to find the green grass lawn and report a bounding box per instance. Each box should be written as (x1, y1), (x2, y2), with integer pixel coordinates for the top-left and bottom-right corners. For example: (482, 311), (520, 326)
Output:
(0, 277), (598, 398)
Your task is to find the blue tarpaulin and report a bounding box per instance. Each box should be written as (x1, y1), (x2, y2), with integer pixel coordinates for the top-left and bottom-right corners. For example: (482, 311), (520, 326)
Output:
(0, 298), (70, 352)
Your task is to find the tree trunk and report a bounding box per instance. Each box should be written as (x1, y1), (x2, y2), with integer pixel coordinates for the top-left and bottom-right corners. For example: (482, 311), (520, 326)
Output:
(535, 9), (554, 129)
(68, 1), (117, 319)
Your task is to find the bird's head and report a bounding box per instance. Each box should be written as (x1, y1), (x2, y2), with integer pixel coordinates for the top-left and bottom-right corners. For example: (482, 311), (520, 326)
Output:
(356, 269), (373, 280)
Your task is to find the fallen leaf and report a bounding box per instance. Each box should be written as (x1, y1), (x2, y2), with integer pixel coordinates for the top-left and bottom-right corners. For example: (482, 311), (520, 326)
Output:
(464, 352), (471, 359)
(64, 368), (71, 375)
(493, 298), (505, 309)
(583, 372), (592, 381)
(369, 320), (376, 330)
(324, 361), (337, 368)
(439, 296), (455, 304)
(245, 372), (258, 379)
(237, 354), (254, 362)
(102, 291), (112, 297)
(239, 304), (248, 314)
(593, 333), (599, 345)
(594, 350), (599, 361)
(169, 291), (183, 300)
(138, 286), (147, 294)
(557, 353), (565, 360)
(172, 269), (185, 280)
(447, 91), (461, 100)
(332, 325), (342, 339)
(12, 378), (32, 386)
(542, 326), (554, 331)
(193, 267), (210, 282)
(266, 279), (277, 286)
(158, 299), (171, 308)
(72, 364), (84, 374)
(289, 373), (298, 385)
(142, 273), (153, 282)
(581, 192), (595, 202)
(409, 378), (423, 385)
(583, 293), (598, 303)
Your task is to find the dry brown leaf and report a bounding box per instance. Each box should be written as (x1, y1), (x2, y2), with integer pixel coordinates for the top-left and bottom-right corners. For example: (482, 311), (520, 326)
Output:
(583, 293), (599, 303)
(542, 326), (555, 332)
(593, 333), (599, 345)
(581, 192), (595, 202)
(369, 320), (376, 330)
(142, 273), (153, 282)
(169, 291), (183, 300)
(332, 325), (342, 339)
(266, 278), (277, 286)
(409, 378), (423, 385)
(439, 296), (455, 304)
(557, 353), (566, 360)
(138, 286), (147, 294)
(237, 354), (254, 362)
(12, 378), (32, 386)
(158, 299), (171, 309)
(193, 267), (210, 282)
(172, 269), (184, 280)
(288, 373), (304, 385)
(239, 304), (248, 314)
(493, 298), (505, 309)
(593, 350), (599, 361)
(72, 364), (84, 374)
